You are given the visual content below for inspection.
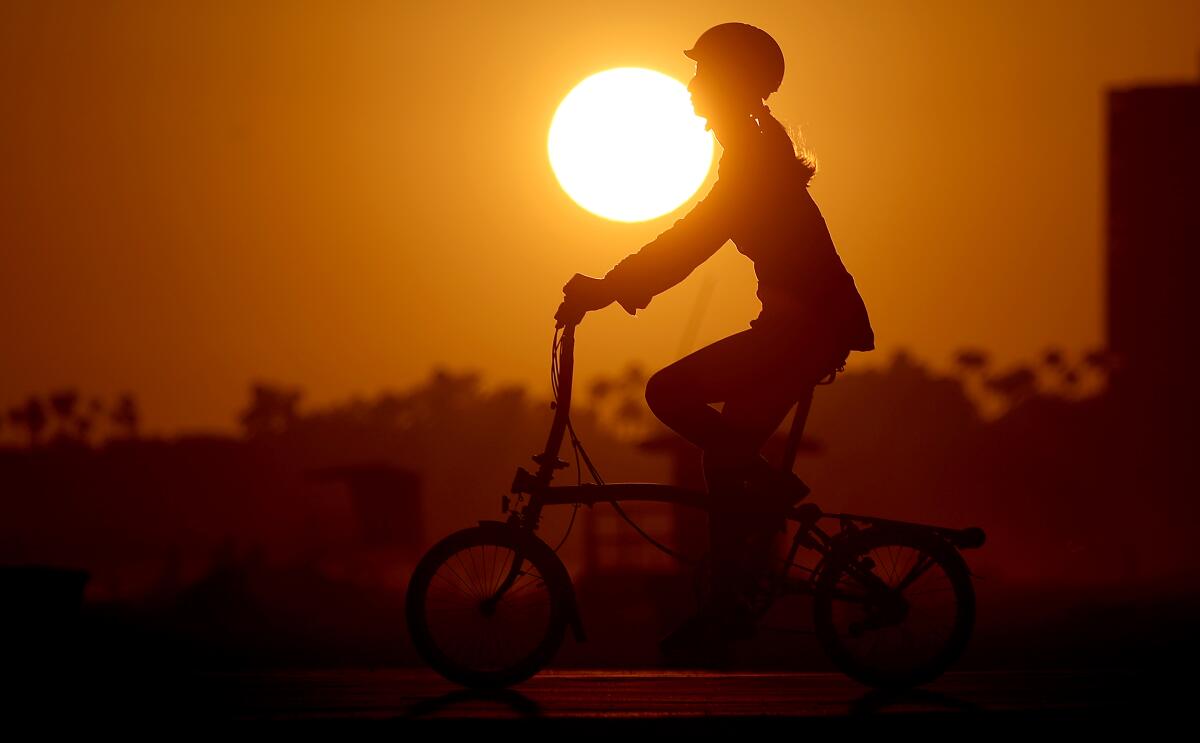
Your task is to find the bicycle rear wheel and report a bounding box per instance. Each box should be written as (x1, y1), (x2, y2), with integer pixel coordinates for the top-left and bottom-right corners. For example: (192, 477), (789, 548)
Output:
(406, 524), (572, 688)
(812, 527), (975, 689)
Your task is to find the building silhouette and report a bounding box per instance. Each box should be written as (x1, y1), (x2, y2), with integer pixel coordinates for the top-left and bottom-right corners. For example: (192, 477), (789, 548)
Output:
(1106, 71), (1200, 456)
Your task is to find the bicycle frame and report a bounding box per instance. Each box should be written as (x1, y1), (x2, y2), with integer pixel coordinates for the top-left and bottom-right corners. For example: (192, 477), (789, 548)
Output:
(408, 319), (988, 687)
(504, 321), (722, 532)
(498, 320), (985, 633)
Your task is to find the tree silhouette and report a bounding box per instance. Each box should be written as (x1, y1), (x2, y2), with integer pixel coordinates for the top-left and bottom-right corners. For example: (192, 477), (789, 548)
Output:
(588, 378), (614, 407)
(8, 396), (48, 447)
(77, 397), (103, 442)
(111, 394), (140, 439)
(952, 348), (990, 376)
(423, 367), (482, 419)
(1042, 348), (1063, 369)
(583, 362), (655, 442)
(239, 383), (304, 437)
(49, 389), (79, 441)
(984, 366), (1039, 408)
(1041, 347), (1077, 393)
(1082, 347), (1120, 389)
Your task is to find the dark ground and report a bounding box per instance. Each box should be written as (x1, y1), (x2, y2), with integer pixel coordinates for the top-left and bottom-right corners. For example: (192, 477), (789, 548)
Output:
(3, 667), (1185, 730)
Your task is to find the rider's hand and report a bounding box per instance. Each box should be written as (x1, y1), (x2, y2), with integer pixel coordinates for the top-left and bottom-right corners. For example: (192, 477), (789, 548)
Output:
(563, 273), (614, 310)
(555, 273), (614, 328)
(554, 299), (583, 329)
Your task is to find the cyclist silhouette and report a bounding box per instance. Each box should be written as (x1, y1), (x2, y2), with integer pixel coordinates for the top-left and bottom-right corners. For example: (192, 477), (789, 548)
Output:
(557, 22), (875, 666)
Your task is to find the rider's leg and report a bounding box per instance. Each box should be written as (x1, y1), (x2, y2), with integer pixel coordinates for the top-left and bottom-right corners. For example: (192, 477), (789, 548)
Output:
(644, 327), (799, 461)
(647, 332), (792, 650)
(647, 325), (844, 631)
(692, 373), (802, 630)
(704, 389), (798, 627)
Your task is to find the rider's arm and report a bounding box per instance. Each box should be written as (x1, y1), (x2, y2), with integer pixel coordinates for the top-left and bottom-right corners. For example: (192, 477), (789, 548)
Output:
(602, 174), (735, 315)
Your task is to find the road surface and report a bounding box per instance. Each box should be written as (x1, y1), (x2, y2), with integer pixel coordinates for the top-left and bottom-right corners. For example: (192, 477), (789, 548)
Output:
(15, 667), (1170, 726)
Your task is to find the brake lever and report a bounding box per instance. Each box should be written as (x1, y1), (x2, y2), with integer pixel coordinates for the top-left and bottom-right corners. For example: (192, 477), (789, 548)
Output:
(554, 299), (585, 329)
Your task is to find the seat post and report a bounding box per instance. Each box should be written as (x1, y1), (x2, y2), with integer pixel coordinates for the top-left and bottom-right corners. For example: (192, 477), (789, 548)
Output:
(779, 384), (816, 475)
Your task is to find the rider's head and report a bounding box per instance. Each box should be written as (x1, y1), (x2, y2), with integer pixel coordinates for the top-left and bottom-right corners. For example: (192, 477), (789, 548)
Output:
(684, 23), (784, 129)
(685, 23), (816, 184)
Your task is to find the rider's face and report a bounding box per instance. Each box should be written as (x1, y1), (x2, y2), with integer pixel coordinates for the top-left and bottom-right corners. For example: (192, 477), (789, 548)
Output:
(688, 61), (755, 129)
(687, 62), (719, 123)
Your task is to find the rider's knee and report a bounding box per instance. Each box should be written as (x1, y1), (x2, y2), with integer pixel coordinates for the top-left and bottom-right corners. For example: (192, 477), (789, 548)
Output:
(644, 368), (678, 418)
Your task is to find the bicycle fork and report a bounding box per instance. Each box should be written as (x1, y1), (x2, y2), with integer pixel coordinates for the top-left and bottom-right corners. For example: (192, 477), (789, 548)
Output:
(482, 555), (535, 613)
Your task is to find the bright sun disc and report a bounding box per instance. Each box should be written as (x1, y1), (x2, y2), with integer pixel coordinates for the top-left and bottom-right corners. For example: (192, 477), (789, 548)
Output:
(548, 68), (714, 222)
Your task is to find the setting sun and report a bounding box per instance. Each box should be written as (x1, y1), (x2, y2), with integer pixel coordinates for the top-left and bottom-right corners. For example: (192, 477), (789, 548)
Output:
(547, 67), (714, 223)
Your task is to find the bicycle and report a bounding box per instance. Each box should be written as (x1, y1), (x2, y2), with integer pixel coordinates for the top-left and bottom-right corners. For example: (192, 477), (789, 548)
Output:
(405, 312), (987, 690)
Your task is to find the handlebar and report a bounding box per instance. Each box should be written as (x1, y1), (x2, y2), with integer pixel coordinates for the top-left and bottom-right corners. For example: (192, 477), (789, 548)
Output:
(554, 299), (586, 330)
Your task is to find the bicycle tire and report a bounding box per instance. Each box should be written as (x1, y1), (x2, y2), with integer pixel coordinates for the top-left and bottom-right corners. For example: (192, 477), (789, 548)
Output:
(812, 527), (975, 689)
(405, 524), (572, 688)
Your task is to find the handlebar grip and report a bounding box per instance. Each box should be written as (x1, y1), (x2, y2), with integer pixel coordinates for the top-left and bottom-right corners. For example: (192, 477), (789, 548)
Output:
(554, 300), (586, 329)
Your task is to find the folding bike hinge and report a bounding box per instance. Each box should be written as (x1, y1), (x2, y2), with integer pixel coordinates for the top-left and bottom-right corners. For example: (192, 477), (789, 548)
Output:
(531, 452), (569, 470)
(511, 466), (538, 494)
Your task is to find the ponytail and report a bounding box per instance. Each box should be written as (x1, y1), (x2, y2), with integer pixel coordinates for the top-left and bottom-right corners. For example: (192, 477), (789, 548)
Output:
(756, 103), (818, 187)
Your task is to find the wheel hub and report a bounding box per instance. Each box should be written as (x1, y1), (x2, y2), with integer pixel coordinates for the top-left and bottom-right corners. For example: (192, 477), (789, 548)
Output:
(849, 590), (909, 636)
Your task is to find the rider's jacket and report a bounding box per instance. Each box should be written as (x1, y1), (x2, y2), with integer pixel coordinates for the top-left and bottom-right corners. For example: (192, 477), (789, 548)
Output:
(601, 115), (875, 353)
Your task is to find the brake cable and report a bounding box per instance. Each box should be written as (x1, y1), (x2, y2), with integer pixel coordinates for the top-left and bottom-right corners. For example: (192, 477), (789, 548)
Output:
(550, 325), (700, 566)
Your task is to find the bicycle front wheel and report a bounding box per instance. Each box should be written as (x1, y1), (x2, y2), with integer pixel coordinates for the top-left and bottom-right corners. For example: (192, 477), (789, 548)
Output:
(405, 524), (572, 689)
(812, 527), (975, 689)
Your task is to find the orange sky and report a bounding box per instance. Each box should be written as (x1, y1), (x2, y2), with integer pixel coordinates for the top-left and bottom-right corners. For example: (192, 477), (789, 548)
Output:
(2, 0), (1198, 434)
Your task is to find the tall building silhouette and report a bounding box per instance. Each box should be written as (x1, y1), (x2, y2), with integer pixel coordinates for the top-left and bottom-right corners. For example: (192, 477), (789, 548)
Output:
(1106, 73), (1200, 451)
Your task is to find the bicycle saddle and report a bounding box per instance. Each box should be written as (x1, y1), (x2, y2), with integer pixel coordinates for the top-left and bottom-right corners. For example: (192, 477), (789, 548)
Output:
(816, 350), (850, 386)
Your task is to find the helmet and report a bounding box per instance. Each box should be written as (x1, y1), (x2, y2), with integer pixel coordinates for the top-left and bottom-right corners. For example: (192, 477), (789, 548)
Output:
(684, 23), (785, 98)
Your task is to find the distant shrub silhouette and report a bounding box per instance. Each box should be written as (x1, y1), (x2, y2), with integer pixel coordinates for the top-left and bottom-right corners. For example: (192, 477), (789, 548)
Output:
(239, 383), (303, 437)
(49, 389), (79, 433)
(583, 362), (656, 442)
(984, 366), (1038, 408)
(111, 394), (140, 439)
(7, 397), (47, 447)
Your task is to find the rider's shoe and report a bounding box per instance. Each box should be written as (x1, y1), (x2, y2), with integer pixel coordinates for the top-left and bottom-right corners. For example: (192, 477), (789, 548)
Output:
(743, 455), (811, 515)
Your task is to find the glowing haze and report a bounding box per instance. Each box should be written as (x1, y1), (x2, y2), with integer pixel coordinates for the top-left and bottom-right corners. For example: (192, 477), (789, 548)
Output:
(0, 1), (1198, 433)
(548, 68), (713, 222)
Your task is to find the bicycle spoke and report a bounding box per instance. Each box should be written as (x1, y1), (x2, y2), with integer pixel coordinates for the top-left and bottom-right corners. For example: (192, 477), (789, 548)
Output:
(476, 546), (495, 601)
(465, 546), (485, 597)
(484, 546), (504, 597)
(429, 597), (550, 620)
(491, 547), (515, 597)
(891, 546), (918, 588)
(812, 531), (975, 688)
(431, 562), (553, 667)
(482, 556), (537, 600)
(452, 552), (483, 600)
(435, 564), (478, 600)
(895, 553), (936, 593)
(878, 546), (894, 585)
(499, 573), (548, 600)
(476, 545), (491, 596)
(409, 526), (578, 688)
(487, 545), (498, 596)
